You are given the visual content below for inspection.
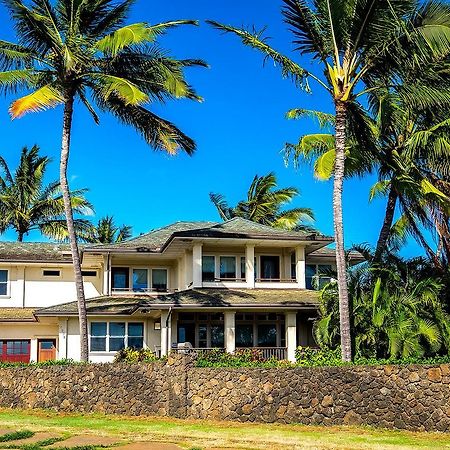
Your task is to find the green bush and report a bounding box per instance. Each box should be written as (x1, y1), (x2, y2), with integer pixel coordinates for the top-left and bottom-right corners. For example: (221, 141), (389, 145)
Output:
(113, 347), (162, 363)
(0, 430), (34, 442)
(0, 359), (79, 369)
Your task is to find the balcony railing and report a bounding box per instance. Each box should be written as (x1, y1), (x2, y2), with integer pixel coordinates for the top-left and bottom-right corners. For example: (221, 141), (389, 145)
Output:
(171, 346), (288, 360)
(111, 287), (176, 295)
(236, 347), (287, 360)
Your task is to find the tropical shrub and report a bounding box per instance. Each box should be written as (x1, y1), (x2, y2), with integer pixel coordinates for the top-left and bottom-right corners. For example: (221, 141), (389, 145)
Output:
(113, 347), (161, 364)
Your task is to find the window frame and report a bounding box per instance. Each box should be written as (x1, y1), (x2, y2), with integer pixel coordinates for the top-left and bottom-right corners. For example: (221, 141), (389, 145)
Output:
(89, 320), (146, 353)
(42, 269), (61, 278)
(111, 266), (170, 293)
(0, 268), (9, 297)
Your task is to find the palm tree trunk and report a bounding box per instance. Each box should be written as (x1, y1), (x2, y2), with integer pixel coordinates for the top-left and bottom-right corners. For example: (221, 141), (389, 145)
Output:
(17, 231), (24, 242)
(334, 100), (351, 362)
(374, 187), (398, 263)
(60, 95), (89, 362)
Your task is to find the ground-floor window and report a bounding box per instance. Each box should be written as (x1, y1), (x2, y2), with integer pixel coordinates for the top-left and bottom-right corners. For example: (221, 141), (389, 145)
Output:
(236, 313), (285, 348)
(90, 322), (144, 352)
(178, 313), (224, 348)
(0, 339), (30, 363)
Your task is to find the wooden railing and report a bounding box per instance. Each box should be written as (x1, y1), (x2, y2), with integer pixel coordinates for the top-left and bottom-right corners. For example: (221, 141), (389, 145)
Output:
(236, 347), (287, 360)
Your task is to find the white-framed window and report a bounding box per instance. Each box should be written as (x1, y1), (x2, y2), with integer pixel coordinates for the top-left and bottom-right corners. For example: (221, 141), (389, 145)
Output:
(219, 256), (236, 279)
(111, 266), (169, 292)
(202, 256), (215, 282)
(306, 264), (333, 290)
(0, 269), (8, 296)
(81, 270), (98, 278)
(89, 321), (145, 353)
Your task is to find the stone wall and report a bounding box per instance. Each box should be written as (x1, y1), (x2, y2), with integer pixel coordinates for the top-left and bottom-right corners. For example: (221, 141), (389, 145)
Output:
(0, 355), (449, 432)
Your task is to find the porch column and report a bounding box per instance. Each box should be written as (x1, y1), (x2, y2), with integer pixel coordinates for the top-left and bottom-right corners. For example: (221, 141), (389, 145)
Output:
(224, 311), (236, 353)
(160, 310), (172, 357)
(245, 244), (255, 288)
(286, 312), (297, 363)
(192, 243), (203, 288)
(17, 266), (25, 307)
(102, 254), (110, 295)
(295, 246), (306, 289)
(58, 318), (68, 360)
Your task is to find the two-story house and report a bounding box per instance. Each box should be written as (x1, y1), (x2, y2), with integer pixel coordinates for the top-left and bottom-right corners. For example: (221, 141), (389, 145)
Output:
(0, 218), (363, 363)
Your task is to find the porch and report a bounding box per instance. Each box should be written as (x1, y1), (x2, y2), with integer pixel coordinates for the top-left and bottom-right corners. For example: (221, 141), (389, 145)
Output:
(159, 310), (316, 362)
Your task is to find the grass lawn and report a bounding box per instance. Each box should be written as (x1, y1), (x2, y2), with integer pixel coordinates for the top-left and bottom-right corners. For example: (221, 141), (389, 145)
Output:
(0, 408), (448, 450)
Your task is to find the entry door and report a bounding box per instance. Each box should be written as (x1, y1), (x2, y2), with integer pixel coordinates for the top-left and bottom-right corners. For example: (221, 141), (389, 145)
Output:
(38, 339), (57, 362)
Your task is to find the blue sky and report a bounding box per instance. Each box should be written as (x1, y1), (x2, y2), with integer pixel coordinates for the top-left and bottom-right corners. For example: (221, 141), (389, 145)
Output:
(0, 1), (422, 256)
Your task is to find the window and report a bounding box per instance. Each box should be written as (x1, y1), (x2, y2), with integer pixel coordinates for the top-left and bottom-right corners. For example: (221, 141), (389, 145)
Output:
(317, 264), (332, 289)
(211, 325), (224, 347)
(220, 256), (236, 279)
(236, 324), (253, 347)
(260, 256), (280, 280)
(82, 270), (97, 277)
(90, 322), (107, 351)
(6, 340), (30, 355)
(291, 253), (296, 280)
(128, 323), (144, 348)
(240, 257), (246, 280)
(152, 269), (167, 291)
(90, 322), (144, 352)
(112, 267), (129, 291)
(0, 270), (8, 296)
(202, 256), (215, 282)
(43, 269), (60, 277)
(305, 264), (316, 290)
(133, 268), (148, 292)
(109, 322), (125, 351)
(258, 324), (277, 347)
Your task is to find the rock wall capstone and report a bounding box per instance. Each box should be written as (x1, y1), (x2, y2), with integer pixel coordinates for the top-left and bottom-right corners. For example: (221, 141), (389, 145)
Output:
(0, 354), (449, 432)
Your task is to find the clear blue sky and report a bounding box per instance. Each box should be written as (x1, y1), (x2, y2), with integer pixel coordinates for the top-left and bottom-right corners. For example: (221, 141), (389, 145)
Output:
(0, 0), (421, 256)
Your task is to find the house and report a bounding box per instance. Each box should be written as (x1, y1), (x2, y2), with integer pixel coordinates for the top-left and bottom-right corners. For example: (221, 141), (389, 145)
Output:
(0, 218), (363, 363)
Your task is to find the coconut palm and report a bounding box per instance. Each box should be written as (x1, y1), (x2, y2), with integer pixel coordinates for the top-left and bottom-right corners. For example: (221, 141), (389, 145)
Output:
(210, 172), (314, 230)
(83, 215), (132, 244)
(0, 145), (92, 241)
(208, 0), (450, 361)
(0, 0), (205, 361)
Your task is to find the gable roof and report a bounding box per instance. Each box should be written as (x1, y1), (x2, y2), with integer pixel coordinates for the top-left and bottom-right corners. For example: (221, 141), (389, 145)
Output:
(85, 218), (332, 253)
(0, 242), (77, 263)
(35, 288), (320, 316)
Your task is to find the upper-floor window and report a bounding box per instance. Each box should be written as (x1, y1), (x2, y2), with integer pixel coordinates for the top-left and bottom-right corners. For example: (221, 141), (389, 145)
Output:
(306, 264), (332, 290)
(220, 256), (236, 279)
(112, 267), (168, 292)
(82, 270), (98, 278)
(202, 256), (215, 282)
(260, 256), (280, 280)
(0, 270), (8, 296)
(42, 269), (61, 277)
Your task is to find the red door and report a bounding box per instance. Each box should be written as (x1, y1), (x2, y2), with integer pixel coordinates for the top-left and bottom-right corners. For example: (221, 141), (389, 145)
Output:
(0, 340), (31, 363)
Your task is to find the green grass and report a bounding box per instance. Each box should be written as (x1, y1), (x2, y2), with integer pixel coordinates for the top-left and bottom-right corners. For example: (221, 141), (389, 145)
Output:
(0, 432), (34, 443)
(0, 408), (448, 449)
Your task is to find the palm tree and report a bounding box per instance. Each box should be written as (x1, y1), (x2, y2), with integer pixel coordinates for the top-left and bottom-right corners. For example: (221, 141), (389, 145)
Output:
(210, 172), (314, 230)
(208, 0), (450, 360)
(83, 215), (132, 244)
(0, 145), (92, 241)
(0, 0), (205, 361)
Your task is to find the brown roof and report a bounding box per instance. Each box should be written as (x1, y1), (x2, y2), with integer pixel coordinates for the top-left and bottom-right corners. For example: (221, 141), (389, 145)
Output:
(35, 288), (320, 316)
(0, 242), (78, 263)
(0, 308), (37, 322)
(85, 218), (332, 253)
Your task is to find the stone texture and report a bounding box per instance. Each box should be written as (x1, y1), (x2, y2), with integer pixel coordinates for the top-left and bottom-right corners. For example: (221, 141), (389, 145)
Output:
(0, 355), (449, 432)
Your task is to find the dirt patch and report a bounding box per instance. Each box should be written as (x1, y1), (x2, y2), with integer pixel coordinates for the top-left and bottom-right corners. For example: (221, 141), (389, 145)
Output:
(117, 443), (182, 450)
(0, 430), (13, 438)
(49, 434), (121, 448)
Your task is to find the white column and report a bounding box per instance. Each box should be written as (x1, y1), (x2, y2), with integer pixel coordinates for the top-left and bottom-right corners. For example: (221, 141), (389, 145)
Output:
(30, 338), (38, 363)
(224, 311), (236, 353)
(160, 311), (172, 356)
(17, 266), (25, 307)
(185, 251), (193, 288)
(102, 255), (110, 295)
(286, 312), (297, 363)
(295, 246), (306, 289)
(283, 250), (292, 281)
(245, 244), (255, 288)
(192, 244), (203, 288)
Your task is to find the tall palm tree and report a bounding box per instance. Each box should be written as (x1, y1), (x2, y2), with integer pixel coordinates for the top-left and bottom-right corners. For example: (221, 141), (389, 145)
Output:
(83, 215), (132, 244)
(0, 145), (92, 241)
(0, 0), (205, 361)
(210, 172), (314, 230)
(208, 0), (450, 360)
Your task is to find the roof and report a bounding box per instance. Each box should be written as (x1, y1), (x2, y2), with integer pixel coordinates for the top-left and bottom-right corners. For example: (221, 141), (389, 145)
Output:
(308, 246), (365, 261)
(85, 218), (332, 253)
(35, 288), (320, 316)
(0, 308), (37, 322)
(0, 242), (78, 263)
